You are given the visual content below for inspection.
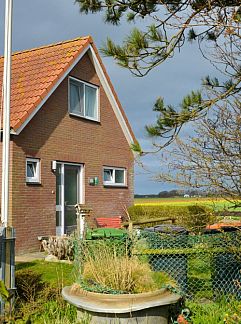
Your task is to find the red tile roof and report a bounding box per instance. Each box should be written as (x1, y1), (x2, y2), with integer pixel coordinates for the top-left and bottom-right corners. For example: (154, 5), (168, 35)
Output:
(0, 37), (135, 142)
(0, 37), (91, 131)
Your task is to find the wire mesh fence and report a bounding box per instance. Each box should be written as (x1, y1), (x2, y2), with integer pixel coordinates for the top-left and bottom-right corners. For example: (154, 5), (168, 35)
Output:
(73, 227), (241, 301)
(139, 230), (241, 300)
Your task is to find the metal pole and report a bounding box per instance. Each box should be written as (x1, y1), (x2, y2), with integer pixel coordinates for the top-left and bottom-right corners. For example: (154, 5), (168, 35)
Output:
(0, 3), (15, 318)
(1, 0), (13, 226)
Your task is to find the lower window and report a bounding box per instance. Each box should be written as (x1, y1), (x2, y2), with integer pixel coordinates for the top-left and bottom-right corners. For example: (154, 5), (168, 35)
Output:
(103, 167), (126, 186)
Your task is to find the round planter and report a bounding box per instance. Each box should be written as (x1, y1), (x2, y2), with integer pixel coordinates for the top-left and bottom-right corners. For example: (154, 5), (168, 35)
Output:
(62, 286), (181, 324)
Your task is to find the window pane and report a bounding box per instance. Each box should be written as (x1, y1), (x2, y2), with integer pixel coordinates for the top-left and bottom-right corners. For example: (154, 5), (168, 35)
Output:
(27, 162), (36, 178)
(70, 82), (84, 115)
(85, 85), (97, 119)
(104, 169), (113, 182)
(56, 211), (62, 227)
(64, 165), (79, 235)
(115, 170), (124, 184)
(64, 165), (78, 206)
(56, 164), (62, 205)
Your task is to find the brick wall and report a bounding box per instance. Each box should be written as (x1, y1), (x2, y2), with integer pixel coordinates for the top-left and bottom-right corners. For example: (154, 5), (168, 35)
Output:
(9, 53), (134, 253)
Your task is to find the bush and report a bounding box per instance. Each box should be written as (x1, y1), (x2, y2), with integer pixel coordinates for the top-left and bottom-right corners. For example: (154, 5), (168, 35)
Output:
(15, 269), (45, 303)
(180, 205), (216, 233)
(128, 205), (216, 232)
(42, 236), (74, 260)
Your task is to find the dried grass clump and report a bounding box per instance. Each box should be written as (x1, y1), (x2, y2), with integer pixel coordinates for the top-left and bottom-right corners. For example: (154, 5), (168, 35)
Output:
(42, 236), (74, 260)
(81, 243), (164, 293)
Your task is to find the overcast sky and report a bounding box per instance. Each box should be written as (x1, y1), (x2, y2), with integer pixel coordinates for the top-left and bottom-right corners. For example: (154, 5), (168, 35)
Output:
(0, 0), (215, 194)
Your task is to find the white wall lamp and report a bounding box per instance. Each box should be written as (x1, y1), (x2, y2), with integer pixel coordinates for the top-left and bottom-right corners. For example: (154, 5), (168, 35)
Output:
(51, 160), (57, 172)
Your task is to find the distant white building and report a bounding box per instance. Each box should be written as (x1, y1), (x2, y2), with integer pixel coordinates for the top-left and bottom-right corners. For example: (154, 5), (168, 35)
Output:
(184, 194), (190, 198)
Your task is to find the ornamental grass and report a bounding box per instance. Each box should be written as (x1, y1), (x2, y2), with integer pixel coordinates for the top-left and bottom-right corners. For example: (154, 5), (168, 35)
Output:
(77, 240), (176, 294)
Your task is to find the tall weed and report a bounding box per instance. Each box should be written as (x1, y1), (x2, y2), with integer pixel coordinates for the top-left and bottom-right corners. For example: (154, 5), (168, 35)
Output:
(187, 299), (241, 324)
(78, 240), (175, 293)
(14, 268), (79, 323)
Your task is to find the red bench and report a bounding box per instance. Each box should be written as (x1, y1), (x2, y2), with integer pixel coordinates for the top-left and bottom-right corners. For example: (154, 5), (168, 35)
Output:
(95, 217), (122, 229)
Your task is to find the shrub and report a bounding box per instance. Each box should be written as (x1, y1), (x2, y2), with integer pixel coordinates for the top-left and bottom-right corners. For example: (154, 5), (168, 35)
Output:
(15, 269), (45, 303)
(180, 205), (216, 233)
(128, 205), (216, 232)
(42, 236), (74, 260)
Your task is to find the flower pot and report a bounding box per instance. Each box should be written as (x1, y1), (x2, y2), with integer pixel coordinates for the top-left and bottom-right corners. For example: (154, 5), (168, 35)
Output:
(62, 286), (181, 324)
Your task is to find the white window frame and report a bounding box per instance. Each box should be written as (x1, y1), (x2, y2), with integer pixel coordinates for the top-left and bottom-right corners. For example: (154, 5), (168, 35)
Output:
(26, 158), (40, 184)
(103, 167), (127, 187)
(68, 76), (99, 122)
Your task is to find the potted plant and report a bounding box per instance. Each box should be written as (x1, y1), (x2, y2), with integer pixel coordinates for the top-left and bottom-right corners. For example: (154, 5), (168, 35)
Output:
(62, 234), (181, 324)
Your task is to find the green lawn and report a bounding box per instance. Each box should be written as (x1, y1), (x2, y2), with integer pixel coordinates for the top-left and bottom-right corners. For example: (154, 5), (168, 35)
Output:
(14, 260), (78, 323)
(14, 258), (241, 323)
(16, 260), (75, 286)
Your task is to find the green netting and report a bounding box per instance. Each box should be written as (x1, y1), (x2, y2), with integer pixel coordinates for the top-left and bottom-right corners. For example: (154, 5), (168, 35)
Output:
(73, 229), (241, 301)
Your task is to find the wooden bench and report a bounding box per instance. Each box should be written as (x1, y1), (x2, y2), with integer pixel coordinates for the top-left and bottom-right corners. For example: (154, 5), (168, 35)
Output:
(95, 217), (122, 229)
(122, 217), (176, 228)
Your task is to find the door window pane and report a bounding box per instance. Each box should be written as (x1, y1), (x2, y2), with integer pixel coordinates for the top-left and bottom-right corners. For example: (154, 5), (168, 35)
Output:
(64, 165), (78, 206)
(56, 211), (62, 227)
(64, 165), (80, 234)
(56, 164), (62, 205)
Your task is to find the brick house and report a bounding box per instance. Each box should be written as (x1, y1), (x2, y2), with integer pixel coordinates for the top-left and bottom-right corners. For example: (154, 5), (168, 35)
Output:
(0, 37), (136, 253)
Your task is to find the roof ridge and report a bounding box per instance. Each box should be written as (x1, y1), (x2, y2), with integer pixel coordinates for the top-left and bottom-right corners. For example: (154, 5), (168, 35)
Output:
(0, 36), (91, 59)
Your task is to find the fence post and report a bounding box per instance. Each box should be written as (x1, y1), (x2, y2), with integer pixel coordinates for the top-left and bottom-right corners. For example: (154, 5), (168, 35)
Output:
(75, 204), (92, 240)
(0, 226), (16, 315)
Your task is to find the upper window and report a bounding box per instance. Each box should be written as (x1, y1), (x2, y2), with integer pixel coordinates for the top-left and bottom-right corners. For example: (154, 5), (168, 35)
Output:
(103, 167), (126, 186)
(26, 158), (40, 184)
(69, 77), (98, 121)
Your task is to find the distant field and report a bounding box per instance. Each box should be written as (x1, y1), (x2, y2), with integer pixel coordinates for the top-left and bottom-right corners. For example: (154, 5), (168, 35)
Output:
(134, 197), (241, 211)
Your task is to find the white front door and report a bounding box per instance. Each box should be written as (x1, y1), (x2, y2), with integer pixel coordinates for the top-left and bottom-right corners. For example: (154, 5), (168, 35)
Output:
(56, 163), (83, 235)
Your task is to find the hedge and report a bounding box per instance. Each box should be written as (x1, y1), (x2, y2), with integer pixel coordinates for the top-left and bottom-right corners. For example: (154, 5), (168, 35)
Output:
(128, 205), (216, 232)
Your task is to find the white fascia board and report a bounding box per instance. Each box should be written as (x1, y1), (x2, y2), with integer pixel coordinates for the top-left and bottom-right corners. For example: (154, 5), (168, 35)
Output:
(14, 45), (90, 135)
(88, 46), (134, 146)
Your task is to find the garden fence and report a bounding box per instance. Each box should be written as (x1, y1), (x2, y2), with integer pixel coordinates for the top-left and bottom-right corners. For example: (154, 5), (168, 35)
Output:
(0, 227), (16, 314)
(138, 230), (241, 300)
(75, 228), (241, 301)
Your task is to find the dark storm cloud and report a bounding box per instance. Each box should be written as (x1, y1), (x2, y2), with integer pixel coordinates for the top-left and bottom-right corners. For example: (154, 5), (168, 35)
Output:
(0, 0), (217, 194)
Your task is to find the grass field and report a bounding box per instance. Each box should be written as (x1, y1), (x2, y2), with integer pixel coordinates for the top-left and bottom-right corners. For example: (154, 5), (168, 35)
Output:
(134, 197), (241, 211)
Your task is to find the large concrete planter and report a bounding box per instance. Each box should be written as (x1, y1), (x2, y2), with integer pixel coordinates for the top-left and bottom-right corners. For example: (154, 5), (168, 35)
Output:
(62, 286), (181, 324)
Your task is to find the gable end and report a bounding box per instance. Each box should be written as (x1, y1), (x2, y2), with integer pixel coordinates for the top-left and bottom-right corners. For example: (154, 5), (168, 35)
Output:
(12, 43), (135, 148)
